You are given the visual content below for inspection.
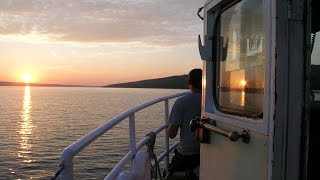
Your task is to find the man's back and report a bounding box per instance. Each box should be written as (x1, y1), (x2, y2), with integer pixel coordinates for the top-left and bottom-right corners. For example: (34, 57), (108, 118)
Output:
(169, 92), (201, 155)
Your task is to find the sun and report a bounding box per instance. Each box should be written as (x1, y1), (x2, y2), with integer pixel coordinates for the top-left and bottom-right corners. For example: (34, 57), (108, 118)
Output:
(22, 73), (33, 83)
(240, 79), (247, 87)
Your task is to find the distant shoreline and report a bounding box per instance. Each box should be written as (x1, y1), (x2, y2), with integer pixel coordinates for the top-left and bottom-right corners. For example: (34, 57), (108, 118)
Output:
(103, 75), (188, 89)
(0, 81), (96, 88)
(0, 85), (186, 90)
(2, 64), (319, 90)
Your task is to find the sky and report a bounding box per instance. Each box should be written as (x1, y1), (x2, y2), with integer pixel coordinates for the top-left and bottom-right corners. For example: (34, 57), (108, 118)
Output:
(0, 0), (206, 86)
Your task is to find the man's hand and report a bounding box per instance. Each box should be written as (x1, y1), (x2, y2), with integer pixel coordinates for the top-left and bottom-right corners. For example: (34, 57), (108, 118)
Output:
(167, 123), (178, 139)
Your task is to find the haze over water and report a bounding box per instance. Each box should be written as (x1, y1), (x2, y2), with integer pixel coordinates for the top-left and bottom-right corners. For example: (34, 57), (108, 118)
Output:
(0, 86), (183, 179)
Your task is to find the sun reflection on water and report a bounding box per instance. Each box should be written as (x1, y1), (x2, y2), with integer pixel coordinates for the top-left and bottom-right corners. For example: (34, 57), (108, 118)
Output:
(240, 90), (246, 107)
(19, 86), (34, 163)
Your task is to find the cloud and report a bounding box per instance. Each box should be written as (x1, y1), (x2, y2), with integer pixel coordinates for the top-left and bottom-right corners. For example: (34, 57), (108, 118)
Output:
(0, 0), (205, 46)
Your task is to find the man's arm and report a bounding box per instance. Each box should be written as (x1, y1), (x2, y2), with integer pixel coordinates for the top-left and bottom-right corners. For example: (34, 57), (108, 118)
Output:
(167, 123), (178, 139)
(167, 98), (182, 139)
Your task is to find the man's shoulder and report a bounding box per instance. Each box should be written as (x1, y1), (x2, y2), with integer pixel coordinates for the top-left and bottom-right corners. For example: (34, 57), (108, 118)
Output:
(176, 93), (191, 102)
(174, 92), (200, 105)
(181, 92), (201, 100)
(174, 96), (184, 105)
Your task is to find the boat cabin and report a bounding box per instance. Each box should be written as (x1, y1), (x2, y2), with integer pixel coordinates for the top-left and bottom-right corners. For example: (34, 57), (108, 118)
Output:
(196, 0), (320, 179)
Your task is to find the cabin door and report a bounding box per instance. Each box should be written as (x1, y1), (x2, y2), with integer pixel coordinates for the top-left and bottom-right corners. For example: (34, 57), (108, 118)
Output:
(198, 0), (273, 179)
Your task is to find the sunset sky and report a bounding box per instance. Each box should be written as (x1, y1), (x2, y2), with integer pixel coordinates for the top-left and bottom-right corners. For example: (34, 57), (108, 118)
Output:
(0, 0), (205, 86)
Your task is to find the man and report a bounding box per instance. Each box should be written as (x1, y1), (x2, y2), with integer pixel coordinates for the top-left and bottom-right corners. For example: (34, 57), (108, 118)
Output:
(166, 68), (202, 178)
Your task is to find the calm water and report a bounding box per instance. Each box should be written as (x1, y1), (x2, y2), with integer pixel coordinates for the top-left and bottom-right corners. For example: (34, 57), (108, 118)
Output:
(0, 87), (184, 179)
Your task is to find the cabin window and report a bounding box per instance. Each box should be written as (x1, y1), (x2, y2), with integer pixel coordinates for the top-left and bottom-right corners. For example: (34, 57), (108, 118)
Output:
(214, 0), (265, 118)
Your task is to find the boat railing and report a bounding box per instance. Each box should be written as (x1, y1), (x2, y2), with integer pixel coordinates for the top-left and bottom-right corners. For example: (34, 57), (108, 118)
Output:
(58, 91), (189, 180)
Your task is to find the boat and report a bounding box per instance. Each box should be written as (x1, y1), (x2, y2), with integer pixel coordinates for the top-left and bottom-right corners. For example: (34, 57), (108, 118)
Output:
(51, 0), (320, 179)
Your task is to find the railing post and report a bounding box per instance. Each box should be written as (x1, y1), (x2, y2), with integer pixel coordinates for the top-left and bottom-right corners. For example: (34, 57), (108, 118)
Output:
(129, 113), (136, 152)
(164, 99), (170, 173)
(60, 148), (74, 179)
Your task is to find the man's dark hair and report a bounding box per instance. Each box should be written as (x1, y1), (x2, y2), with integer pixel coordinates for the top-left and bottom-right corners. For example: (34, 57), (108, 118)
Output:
(188, 69), (202, 90)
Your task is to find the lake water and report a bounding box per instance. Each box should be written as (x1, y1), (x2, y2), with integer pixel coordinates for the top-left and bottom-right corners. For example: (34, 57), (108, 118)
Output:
(0, 87), (184, 179)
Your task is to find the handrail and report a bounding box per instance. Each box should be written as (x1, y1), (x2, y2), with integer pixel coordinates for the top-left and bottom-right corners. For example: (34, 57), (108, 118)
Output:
(59, 91), (189, 179)
(105, 125), (178, 180)
(157, 142), (180, 163)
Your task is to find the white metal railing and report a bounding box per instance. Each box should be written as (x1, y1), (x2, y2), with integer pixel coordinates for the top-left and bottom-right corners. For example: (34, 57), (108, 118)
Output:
(58, 91), (189, 179)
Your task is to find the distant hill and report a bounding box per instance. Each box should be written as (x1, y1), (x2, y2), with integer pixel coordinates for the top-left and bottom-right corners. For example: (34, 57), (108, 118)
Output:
(104, 75), (188, 89)
(104, 65), (320, 90)
(0, 81), (93, 87)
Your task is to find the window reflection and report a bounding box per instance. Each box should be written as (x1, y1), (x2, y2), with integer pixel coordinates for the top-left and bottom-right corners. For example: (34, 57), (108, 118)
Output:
(215, 0), (265, 117)
(18, 86), (34, 163)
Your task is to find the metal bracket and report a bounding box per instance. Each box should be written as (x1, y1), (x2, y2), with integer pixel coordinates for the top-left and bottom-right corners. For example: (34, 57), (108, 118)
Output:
(190, 117), (210, 143)
(198, 35), (212, 61)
